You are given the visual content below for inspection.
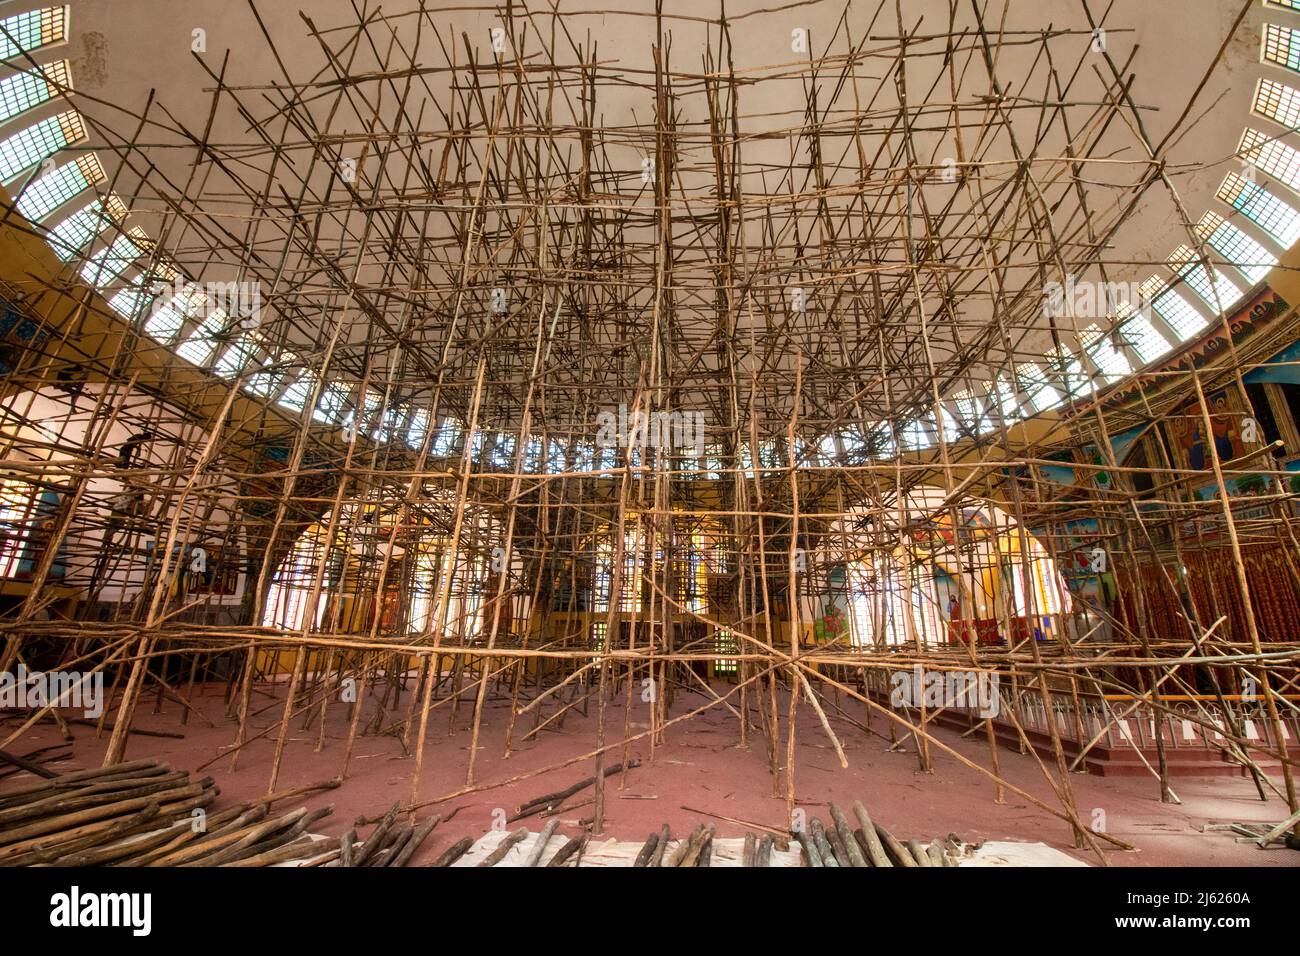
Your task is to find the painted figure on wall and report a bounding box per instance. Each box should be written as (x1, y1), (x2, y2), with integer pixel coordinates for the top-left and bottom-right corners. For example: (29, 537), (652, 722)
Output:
(815, 600), (848, 643)
(1179, 390), (1238, 471)
(817, 566), (852, 643)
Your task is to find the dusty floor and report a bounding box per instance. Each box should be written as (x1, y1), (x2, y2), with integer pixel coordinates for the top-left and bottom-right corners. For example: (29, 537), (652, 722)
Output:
(6, 677), (1298, 867)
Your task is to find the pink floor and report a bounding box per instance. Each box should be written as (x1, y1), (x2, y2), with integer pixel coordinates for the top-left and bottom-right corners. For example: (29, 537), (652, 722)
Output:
(7, 678), (1299, 867)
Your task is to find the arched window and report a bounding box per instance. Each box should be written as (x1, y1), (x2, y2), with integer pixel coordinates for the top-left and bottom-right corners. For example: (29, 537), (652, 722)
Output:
(821, 492), (1070, 648)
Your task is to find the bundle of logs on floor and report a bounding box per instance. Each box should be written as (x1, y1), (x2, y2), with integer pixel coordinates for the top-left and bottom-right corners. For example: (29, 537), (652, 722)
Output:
(625, 799), (960, 868)
(788, 800), (960, 868)
(0, 756), (436, 868)
(433, 794), (963, 867)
